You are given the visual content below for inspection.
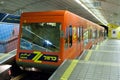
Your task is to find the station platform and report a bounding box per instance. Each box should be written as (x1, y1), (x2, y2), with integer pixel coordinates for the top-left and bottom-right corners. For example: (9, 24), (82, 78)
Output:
(0, 65), (11, 80)
(49, 39), (120, 80)
(0, 50), (16, 80)
(0, 49), (16, 64)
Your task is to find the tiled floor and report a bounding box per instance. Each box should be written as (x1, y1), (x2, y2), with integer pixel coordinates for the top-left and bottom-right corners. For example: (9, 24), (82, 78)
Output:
(49, 39), (120, 80)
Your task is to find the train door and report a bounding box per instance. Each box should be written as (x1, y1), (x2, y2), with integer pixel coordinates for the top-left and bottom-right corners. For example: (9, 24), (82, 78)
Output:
(111, 29), (117, 38)
(77, 27), (83, 54)
(83, 29), (89, 47)
(88, 29), (92, 41)
(92, 29), (97, 44)
(65, 25), (73, 49)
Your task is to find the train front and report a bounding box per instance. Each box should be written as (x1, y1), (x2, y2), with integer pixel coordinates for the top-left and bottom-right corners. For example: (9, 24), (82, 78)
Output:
(16, 21), (62, 71)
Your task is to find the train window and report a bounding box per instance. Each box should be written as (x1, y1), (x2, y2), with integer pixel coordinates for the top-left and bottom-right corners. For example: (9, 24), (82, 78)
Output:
(94, 30), (97, 39)
(69, 25), (72, 47)
(81, 27), (83, 40)
(88, 29), (92, 41)
(92, 30), (96, 40)
(20, 22), (61, 52)
(65, 27), (69, 49)
(78, 27), (82, 42)
(97, 30), (99, 38)
(99, 30), (103, 37)
(83, 30), (89, 46)
(98, 31), (101, 38)
(64, 25), (72, 49)
(77, 27), (80, 42)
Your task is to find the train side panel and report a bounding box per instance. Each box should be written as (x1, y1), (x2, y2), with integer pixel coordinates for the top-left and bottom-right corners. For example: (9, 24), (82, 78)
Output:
(62, 11), (84, 60)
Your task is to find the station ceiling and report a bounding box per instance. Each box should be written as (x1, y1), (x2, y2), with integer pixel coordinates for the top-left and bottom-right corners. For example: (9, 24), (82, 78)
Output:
(0, 0), (119, 26)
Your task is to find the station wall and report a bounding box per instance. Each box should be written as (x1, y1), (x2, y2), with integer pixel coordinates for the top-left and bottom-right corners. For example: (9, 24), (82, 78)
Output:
(0, 22), (19, 53)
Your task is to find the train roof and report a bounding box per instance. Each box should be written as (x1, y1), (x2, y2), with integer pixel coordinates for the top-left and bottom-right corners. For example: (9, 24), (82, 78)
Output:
(21, 10), (104, 29)
(21, 10), (68, 17)
(21, 10), (87, 21)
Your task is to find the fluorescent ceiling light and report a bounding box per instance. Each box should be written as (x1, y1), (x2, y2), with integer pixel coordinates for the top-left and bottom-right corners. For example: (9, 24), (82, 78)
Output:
(75, 0), (108, 25)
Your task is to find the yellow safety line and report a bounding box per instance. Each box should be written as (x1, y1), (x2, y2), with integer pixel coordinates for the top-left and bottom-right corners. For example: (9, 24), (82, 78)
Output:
(84, 44), (99, 61)
(60, 60), (79, 80)
(84, 39), (108, 61)
(84, 50), (93, 61)
(95, 45), (100, 50)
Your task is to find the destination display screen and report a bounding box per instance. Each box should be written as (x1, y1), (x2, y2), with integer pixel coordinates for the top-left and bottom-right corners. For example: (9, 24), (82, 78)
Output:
(19, 52), (58, 62)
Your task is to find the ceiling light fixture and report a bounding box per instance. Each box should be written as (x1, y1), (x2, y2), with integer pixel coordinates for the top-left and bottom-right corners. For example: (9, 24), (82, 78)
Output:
(75, 0), (108, 25)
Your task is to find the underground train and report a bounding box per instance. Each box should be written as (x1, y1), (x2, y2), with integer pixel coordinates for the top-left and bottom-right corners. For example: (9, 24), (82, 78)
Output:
(16, 10), (104, 71)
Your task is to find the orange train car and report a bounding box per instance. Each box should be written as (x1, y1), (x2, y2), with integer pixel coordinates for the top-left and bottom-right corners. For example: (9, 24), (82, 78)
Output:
(16, 10), (104, 71)
(83, 20), (104, 49)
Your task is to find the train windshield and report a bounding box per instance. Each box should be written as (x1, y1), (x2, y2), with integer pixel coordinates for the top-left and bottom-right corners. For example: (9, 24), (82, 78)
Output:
(20, 23), (61, 52)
